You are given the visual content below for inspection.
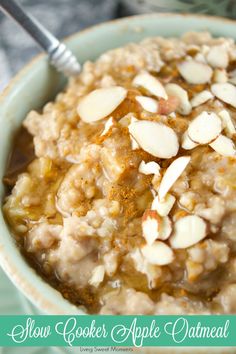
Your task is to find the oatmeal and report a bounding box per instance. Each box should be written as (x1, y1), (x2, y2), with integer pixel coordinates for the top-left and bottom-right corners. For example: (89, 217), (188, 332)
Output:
(3, 31), (236, 314)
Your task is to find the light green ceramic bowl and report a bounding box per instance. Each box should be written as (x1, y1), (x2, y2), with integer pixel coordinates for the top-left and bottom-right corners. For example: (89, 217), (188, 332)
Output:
(0, 13), (236, 323)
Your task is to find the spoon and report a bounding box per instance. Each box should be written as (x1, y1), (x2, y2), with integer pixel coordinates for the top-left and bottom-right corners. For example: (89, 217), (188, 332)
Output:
(0, 0), (81, 76)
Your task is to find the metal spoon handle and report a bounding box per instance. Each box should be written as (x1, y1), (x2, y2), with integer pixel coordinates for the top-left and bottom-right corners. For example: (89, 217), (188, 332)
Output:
(0, 0), (81, 76)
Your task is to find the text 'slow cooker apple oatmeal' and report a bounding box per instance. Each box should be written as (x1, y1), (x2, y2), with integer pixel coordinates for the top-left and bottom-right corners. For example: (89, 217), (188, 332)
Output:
(4, 31), (236, 314)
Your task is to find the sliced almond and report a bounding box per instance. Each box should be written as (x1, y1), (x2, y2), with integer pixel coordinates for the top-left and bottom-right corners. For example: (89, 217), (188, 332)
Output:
(101, 117), (114, 136)
(158, 156), (191, 201)
(139, 160), (160, 176)
(135, 95), (158, 113)
(130, 116), (138, 124)
(190, 90), (214, 108)
(158, 96), (180, 115)
(211, 83), (236, 109)
(89, 265), (105, 287)
(218, 110), (236, 137)
(209, 134), (236, 157)
(132, 71), (167, 99)
(129, 120), (179, 159)
(188, 111), (222, 144)
(151, 174), (162, 193)
(206, 45), (229, 69)
(130, 248), (147, 274)
(151, 188), (156, 198)
(201, 45), (210, 56)
(130, 248), (148, 275)
(128, 116), (140, 150)
(181, 131), (198, 150)
(141, 241), (174, 265)
(77, 86), (127, 123)
(130, 248), (157, 286)
(142, 210), (161, 245)
(151, 193), (176, 217)
(177, 60), (213, 84)
(194, 52), (207, 64)
(170, 215), (207, 249)
(165, 83), (191, 115)
(159, 216), (172, 241)
(130, 136), (140, 150)
(213, 69), (228, 83)
(179, 191), (196, 212)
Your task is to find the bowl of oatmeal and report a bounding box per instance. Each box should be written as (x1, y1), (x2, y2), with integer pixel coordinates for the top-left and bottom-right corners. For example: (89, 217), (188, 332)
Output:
(1, 14), (236, 322)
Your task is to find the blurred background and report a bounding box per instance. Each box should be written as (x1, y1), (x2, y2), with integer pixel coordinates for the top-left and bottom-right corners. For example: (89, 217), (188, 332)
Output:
(1, 0), (236, 91)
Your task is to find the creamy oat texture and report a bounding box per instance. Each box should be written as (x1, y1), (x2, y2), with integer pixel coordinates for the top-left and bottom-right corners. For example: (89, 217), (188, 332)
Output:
(4, 32), (236, 314)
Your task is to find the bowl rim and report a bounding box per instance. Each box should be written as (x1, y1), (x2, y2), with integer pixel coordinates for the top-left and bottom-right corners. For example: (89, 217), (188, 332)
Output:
(1, 12), (236, 315)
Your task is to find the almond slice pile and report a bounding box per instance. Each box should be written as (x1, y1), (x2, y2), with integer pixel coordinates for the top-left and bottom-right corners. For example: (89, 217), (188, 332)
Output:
(177, 60), (213, 84)
(188, 111), (222, 144)
(211, 83), (236, 109)
(132, 71), (167, 99)
(218, 110), (236, 137)
(209, 134), (236, 157)
(190, 90), (214, 108)
(129, 120), (179, 158)
(158, 156), (191, 201)
(206, 45), (229, 69)
(139, 160), (160, 175)
(77, 86), (127, 123)
(141, 241), (174, 265)
(181, 131), (198, 150)
(165, 83), (191, 115)
(170, 215), (207, 249)
(135, 95), (159, 113)
(101, 117), (114, 136)
(152, 193), (176, 217)
(142, 210), (161, 245)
